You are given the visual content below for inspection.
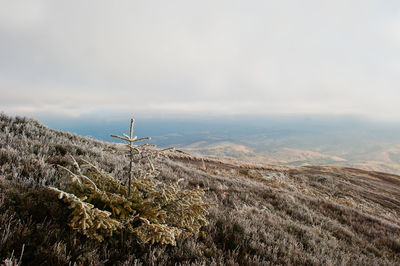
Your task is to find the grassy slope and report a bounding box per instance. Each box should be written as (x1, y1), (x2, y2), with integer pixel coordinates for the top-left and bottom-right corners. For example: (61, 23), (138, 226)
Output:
(180, 140), (400, 175)
(0, 114), (399, 265)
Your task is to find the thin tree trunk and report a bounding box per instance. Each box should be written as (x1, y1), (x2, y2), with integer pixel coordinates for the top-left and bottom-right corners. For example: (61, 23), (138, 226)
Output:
(128, 118), (134, 197)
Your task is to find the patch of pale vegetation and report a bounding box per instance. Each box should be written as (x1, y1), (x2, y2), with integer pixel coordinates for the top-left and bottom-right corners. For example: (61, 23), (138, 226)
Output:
(1, 113), (400, 265)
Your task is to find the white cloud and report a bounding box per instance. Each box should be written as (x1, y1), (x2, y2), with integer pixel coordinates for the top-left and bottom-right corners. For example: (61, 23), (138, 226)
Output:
(0, 1), (46, 29)
(1, 0), (400, 120)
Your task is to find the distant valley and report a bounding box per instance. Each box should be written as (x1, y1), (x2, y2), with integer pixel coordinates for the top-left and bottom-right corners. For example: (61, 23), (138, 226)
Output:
(43, 115), (400, 175)
(180, 140), (400, 175)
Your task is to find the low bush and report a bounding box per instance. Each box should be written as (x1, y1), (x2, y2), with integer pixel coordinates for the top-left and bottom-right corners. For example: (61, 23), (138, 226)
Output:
(49, 156), (211, 245)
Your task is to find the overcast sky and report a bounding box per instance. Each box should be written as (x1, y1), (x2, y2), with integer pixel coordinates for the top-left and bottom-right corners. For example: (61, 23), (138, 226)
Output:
(1, 0), (400, 120)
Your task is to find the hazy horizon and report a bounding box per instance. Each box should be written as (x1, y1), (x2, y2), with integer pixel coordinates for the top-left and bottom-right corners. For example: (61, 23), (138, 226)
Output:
(36, 113), (400, 148)
(20, 113), (400, 175)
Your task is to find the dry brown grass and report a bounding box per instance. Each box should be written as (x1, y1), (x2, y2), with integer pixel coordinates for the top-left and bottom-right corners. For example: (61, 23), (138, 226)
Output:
(1, 114), (400, 265)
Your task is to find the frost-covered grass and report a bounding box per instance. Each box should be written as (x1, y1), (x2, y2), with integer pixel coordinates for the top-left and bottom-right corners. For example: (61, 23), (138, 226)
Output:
(1, 113), (400, 265)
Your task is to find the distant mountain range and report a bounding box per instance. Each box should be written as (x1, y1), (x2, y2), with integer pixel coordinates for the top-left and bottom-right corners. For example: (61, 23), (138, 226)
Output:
(180, 140), (400, 175)
(41, 115), (400, 175)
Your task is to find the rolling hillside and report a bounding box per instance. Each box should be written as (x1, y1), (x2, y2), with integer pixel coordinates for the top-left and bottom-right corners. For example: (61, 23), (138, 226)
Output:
(180, 140), (400, 175)
(1, 114), (400, 265)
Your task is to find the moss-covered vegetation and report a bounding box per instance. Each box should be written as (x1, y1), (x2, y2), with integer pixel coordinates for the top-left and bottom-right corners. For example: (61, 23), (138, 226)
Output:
(1, 114), (400, 265)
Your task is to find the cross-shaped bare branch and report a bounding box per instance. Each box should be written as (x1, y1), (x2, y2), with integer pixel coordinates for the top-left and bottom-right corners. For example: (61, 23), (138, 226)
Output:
(111, 118), (151, 196)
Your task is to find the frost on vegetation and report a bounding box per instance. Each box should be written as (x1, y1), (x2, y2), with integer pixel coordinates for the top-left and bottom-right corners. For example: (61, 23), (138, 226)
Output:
(49, 119), (212, 246)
